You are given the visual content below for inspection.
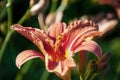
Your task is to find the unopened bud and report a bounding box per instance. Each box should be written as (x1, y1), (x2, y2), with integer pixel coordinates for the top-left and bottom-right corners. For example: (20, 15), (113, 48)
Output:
(97, 52), (111, 71)
(45, 11), (63, 27)
(45, 12), (56, 26)
(98, 52), (111, 64)
(29, 0), (36, 8)
(97, 62), (108, 71)
(89, 60), (97, 73)
(30, 0), (49, 15)
(98, 19), (118, 36)
(55, 11), (63, 22)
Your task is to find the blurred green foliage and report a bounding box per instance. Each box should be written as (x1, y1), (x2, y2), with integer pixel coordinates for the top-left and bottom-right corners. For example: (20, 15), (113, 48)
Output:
(0, 0), (120, 80)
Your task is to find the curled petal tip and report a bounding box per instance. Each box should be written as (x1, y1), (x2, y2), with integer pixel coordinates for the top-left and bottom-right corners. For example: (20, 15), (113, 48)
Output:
(10, 25), (16, 30)
(10, 24), (22, 30)
(18, 67), (21, 69)
(15, 50), (45, 69)
(16, 58), (22, 69)
(16, 64), (21, 69)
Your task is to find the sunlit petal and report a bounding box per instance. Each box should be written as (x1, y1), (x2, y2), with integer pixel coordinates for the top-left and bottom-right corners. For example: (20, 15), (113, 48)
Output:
(16, 50), (45, 69)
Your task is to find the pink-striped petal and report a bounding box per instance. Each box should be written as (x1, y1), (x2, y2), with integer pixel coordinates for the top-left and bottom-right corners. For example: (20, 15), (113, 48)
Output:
(56, 20), (101, 58)
(73, 41), (102, 59)
(70, 31), (102, 51)
(16, 50), (45, 69)
(58, 20), (100, 50)
(47, 23), (66, 42)
(11, 24), (54, 56)
(45, 54), (76, 77)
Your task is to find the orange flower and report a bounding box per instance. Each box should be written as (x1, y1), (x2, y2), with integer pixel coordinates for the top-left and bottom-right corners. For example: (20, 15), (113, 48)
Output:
(11, 20), (102, 79)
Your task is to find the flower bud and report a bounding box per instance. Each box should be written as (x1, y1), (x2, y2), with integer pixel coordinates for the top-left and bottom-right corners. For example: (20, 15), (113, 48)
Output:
(98, 19), (118, 36)
(45, 12), (56, 27)
(97, 52), (111, 71)
(30, 0), (49, 15)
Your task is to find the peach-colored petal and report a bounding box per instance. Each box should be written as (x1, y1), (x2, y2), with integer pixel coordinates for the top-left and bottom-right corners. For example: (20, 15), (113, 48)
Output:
(47, 23), (66, 42)
(73, 41), (102, 59)
(57, 20), (101, 57)
(59, 20), (100, 49)
(16, 50), (45, 69)
(69, 31), (102, 52)
(11, 24), (54, 56)
(45, 54), (76, 77)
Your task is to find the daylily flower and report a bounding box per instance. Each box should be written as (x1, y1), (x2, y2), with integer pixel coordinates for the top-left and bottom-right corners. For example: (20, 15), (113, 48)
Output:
(11, 20), (102, 79)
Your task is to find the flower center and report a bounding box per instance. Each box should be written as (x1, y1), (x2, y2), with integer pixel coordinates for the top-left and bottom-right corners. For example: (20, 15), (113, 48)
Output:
(51, 34), (66, 62)
(55, 51), (66, 62)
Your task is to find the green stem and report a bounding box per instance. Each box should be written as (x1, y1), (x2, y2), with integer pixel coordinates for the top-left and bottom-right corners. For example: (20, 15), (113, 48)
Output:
(50, 0), (58, 12)
(84, 60), (97, 80)
(0, 30), (14, 62)
(80, 76), (83, 80)
(50, 0), (68, 12)
(15, 60), (33, 80)
(0, 6), (7, 22)
(17, 8), (30, 24)
(0, 7), (30, 62)
(0, 0), (7, 22)
(40, 69), (50, 80)
(6, 0), (13, 31)
(0, 0), (13, 62)
(86, 73), (96, 80)
(56, 0), (68, 12)
(79, 51), (87, 80)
